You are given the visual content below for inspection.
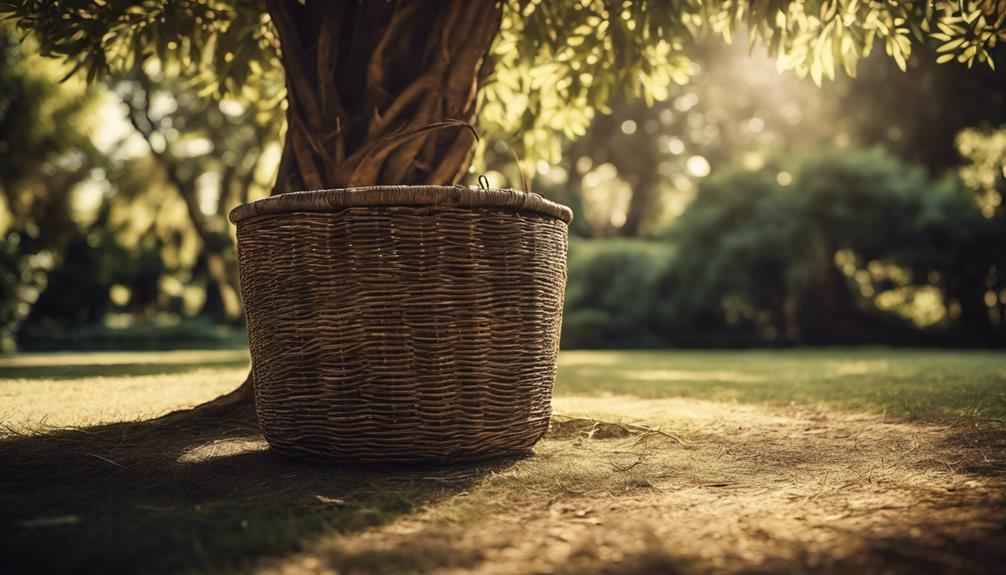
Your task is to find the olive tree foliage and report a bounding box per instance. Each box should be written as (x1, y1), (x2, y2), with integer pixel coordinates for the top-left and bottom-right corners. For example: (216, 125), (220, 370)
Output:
(4, 0), (1004, 185)
(956, 126), (1006, 219)
(0, 25), (102, 350)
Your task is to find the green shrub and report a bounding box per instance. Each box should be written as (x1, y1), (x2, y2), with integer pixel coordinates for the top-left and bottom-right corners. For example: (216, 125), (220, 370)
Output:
(561, 146), (1005, 349)
(654, 146), (1004, 346)
(562, 240), (669, 348)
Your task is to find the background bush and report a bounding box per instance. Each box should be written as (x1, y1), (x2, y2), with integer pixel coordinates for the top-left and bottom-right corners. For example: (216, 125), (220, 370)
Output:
(562, 240), (668, 348)
(562, 147), (1006, 348)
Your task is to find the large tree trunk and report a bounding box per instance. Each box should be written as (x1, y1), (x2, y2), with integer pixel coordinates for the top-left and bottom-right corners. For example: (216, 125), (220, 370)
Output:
(197, 0), (503, 414)
(268, 0), (501, 193)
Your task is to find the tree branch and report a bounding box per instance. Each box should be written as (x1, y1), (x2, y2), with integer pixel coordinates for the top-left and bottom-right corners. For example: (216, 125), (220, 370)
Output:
(272, 126), (301, 195)
(265, 0), (322, 125)
(368, 71), (440, 137)
(365, 3), (419, 100)
(427, 125), (479, 185)
(343, 120), (478, 187)
(121, 76), (219, 245)
(290, 119), (325, 190)
(382, 92), (441, 182)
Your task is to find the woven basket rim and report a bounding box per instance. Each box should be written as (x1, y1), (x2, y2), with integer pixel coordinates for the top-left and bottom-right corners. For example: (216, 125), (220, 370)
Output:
(229, 185), (573, 225)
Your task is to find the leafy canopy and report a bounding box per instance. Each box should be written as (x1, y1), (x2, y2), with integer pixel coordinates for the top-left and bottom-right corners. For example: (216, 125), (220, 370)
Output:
(4, 0), (1004, 161)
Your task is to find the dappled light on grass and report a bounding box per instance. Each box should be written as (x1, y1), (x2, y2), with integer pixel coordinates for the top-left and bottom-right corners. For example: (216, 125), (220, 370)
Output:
(553, 395), (796, 430)
(623, 369), (767, 383)
(0, 350), (250, 432)
(0, 370), (246, 432)
(178, 437), (269, 464)
(554, 349), (1006, 421)
(833, 359), (891, 376)
(0, 349), (248, 369)
(556, 352), (620, 367)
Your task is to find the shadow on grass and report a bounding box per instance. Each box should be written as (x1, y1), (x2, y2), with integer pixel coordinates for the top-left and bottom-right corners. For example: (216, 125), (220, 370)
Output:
(0, 349), (249, 381)
(0, 360), (250, 380)
(0, 402), (514, 574)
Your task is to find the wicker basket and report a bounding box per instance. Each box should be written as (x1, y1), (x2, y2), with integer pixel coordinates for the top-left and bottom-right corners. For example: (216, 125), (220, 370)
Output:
(229, 185), (572, 463)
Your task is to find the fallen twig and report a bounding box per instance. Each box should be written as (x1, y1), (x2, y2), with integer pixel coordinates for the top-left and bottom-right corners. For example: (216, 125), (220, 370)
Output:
(608, 450), (646, 472)
(84, 452), (127, 469)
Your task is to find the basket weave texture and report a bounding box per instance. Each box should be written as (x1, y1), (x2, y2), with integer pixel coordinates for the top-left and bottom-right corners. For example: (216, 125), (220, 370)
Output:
(231, 186), (572, 463)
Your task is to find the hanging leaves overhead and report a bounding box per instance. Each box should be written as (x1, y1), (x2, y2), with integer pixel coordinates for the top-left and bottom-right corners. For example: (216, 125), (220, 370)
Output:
(483, 0), (1006, 161)
(4, 0), (1004, 164)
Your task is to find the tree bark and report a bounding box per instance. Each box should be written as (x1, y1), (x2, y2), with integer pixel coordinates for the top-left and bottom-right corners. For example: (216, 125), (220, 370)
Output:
(267, 0), (502, 193)
(193, 0), (504, 416)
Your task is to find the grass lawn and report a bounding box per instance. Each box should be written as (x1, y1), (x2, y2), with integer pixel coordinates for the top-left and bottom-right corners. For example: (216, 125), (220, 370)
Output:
(557, 349), (1006, 421)
(1, 349), (1005, 574)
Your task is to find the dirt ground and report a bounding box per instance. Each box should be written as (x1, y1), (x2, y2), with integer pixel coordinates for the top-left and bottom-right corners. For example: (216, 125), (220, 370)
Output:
(244, 397), (1006, 574)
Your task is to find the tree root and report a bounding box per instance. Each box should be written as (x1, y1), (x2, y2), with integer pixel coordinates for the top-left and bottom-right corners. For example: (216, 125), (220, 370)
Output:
(153, 371), (256, 427)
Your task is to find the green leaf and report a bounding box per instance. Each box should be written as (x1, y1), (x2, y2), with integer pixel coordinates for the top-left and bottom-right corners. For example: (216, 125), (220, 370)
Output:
(892, 48), (907, 72)
(937, 38), (965, 52)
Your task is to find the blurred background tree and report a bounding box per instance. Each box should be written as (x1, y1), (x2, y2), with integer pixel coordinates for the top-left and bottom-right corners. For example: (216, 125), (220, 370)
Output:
(2, 1), (1005, 355)
(110, 61), (282, 322)
(0, 22), (277, 350)
(0, 26), (105, 351)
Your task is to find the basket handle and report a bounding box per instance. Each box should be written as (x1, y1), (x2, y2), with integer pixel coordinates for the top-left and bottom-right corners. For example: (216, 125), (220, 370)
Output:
(476, 142), (531, 194)
(347, 119), (480, 187)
